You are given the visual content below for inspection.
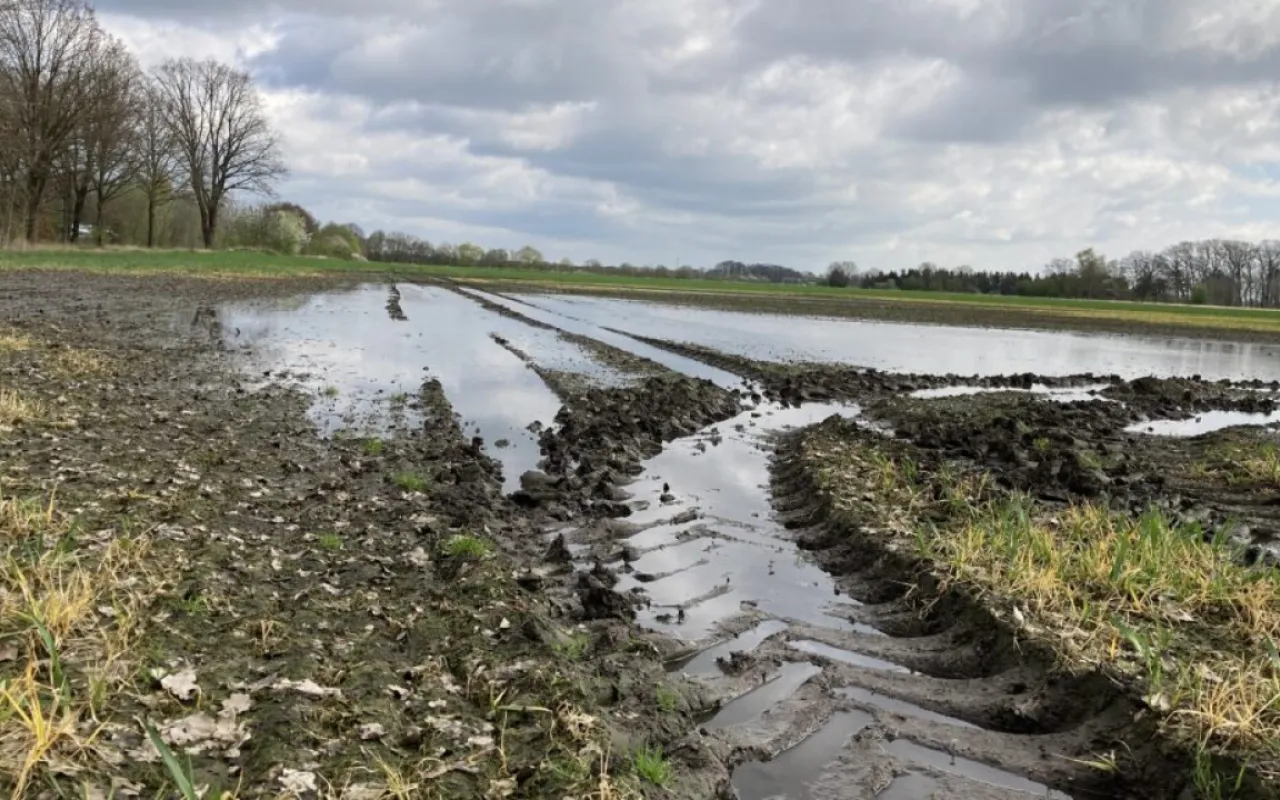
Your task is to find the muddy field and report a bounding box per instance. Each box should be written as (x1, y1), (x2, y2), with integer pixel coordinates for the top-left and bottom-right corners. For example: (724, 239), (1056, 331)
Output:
(2, 271), (1279, 799)
(453, 278), (1280, 346)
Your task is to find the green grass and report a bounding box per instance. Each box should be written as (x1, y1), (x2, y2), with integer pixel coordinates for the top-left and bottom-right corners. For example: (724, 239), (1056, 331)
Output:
(633, 744), (672, 786)
(805, 425), (1280, 783)
(317, 533), (343, 551)
(440, 534), (491, 559)
(553, 632), (592, 661)
(655, 685), (680, 712)
(1196, 441), (1280, 487)
(392, 472), (429, 493)
(0, 246), (389, 276)
(361, 437), (384, 456)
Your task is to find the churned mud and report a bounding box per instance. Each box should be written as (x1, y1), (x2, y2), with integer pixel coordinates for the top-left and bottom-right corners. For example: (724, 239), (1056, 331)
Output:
(4, 270), (1280, 799)
(0, 272), (739, 799)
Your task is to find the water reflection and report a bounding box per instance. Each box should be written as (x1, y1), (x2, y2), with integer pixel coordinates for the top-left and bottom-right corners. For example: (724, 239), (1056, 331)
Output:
(512, 294), (1280, 382)
(217, 283), (603, 491)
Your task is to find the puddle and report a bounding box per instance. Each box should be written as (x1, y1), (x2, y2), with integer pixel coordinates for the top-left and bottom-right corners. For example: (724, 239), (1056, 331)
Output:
(790, 641), (911, 674)
(592, 402), (866, 639)
(510, 294), (1280, 382)
(909, 384), (1112, 403)
(1126, 410), (1280, 437)
(731, 710), (874, 800)
(883, 740), (1071, 798)
(457, 288), (750, 389)
(219, 284), (600, 491)
(704, 661), (822, 729)
(838, 687), (978, 729)
(669, 620), (790, 676)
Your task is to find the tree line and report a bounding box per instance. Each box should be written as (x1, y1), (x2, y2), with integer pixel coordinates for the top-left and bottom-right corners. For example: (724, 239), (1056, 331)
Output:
(0, 0), (286, 248)
(828, 240), (1280, 307)
(363, 230), (815, 282)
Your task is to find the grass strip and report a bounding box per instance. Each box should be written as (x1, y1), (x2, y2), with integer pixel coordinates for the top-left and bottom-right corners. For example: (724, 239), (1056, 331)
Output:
(804, 422), (1280, 788)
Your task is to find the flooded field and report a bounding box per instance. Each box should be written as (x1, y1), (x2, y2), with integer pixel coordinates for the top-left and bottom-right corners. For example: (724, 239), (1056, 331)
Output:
(5, 271), (1278, 799)
(509, 292), (1280, 381)
(220, 284), (613, 489)
(208, 281), (1280, 796)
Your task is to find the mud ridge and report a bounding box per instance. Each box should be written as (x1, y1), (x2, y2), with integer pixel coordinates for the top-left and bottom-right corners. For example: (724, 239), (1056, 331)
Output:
(620, 334), (1119, 404)
(522, 376), (747, 516)
(763, 421), (1259, 799)
(437, 280), (674, 380)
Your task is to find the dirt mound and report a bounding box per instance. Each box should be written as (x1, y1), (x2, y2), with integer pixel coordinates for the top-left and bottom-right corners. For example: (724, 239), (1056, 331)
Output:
(866, 392), (1142, 501)
(1105, 375), (1279, 417)
(535, 375), (744, 513)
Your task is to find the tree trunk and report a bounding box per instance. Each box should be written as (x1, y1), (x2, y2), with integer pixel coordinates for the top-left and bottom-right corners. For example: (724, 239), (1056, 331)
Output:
(201, 203), (219, 249)
(70, 184), (89, 242)
(94, 199), (104, 246)
(23, 171), (45, 242)
(24, 195), (39, 242)
(146, 193), (156, 248)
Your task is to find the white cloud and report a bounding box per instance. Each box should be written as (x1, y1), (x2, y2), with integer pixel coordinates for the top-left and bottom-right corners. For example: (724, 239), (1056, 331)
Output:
(92, 0), (1280, 271)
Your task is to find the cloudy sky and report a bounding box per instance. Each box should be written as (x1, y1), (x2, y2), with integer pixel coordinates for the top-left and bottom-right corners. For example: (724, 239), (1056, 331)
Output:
(95, 0), (1280, 273)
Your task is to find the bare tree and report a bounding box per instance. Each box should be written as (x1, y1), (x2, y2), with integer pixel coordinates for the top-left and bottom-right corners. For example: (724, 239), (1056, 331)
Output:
(152, 57), (286, 248)
(1260, 241), (1280, 308)
(1075, 248), (1109, 299)
(1220, 240), (1256, 307)
(826, 261), (857, 288)
(81, 38), (139, 244)
(57, 132), (91, 240)
(134, 80), (178, 247)
(0, 0), (109, 241)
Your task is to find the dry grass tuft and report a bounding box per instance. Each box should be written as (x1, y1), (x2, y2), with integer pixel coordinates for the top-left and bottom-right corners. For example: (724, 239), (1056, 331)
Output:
(0, 335), (30, 352)
(0, 390), (44, 427)
(0, 328), (108, 378)
(48, 347), (108, 377)
(805, 425), (1280, 782)
(0, 493), (164, 795)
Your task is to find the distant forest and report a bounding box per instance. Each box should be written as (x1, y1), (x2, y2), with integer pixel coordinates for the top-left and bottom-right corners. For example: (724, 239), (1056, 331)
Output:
(837, 241), (1280, 308)
(365, 230), (1280, 309)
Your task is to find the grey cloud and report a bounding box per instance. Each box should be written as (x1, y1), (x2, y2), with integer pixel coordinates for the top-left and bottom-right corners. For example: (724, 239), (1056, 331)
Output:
(92, 0), (1280, 269)
(887, 73), (1033, 143)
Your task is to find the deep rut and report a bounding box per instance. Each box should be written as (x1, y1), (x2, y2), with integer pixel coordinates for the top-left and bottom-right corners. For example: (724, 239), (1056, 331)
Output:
(561, 404), (1187, 799)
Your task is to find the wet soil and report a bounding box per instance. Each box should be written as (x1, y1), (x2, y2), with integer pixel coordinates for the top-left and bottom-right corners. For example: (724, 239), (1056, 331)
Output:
(765, 413), (1280, 798)
(585, 338), (1280, 798)
(859, 388), (1280, 559)
(7, 270), (1280, 799)
(625, 336), (1117, 406)
(0, 271), (736, 799)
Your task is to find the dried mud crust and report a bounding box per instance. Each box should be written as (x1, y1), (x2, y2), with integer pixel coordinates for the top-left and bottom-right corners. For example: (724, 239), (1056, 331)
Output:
(0, 272), (731, 799)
